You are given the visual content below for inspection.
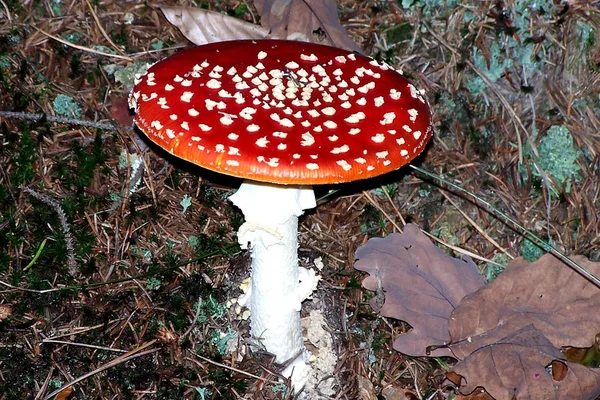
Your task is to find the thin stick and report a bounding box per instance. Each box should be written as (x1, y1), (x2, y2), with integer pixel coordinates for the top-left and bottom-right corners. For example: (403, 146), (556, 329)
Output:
(0, 110), (118, 130)
(422, 231), (503, 267)
(181, 296), (203, 341)
(439, 190), (513, 260)
(411, 165), (600, 287)
(361, 190), (403, 233)
(42, 340), (159, 400)
(31, 25), (133, 61)
(193, 353), (274, 383)
(19, 185), (78, 275)
(85, 0), (126, 56)
(380, 184), (407, 227)
(41, 339), (128, 353)
(0, 244), (239, 294)
(422, 21), (528, 162)
(0, 0), (11, 23)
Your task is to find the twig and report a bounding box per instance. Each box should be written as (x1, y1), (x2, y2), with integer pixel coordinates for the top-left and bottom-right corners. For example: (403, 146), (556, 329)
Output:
(411, 165), (600, 287)
(363, 186), (501, 265)
(19, 185), (78, 275)
(193, 353), (275, 383)
(0, 0), (11, 23)
(41, 340), (159, 400)
(422, 231), (502, 267)
(85, 0), (127, 57)
(0, 110), (119, 130)
(361, 190), (403, 233)
(439, 190), (513, 260)
(181, 296), (203, 341)
(0, 243), (240, 294)
(421, 21), (528, 162)
(380, 184), (407, 227)
(41, 339), (128, 353)
(31, 25), (133, 61)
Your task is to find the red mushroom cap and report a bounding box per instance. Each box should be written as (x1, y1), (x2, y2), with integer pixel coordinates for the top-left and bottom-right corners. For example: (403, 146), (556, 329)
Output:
(129, 40), (432, 185)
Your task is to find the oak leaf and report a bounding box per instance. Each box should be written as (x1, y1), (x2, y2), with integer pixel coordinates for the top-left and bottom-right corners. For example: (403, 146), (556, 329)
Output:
(452, 325), (600, 400)
(448, 254), (600, 359)
(159, 6), (268, 45)
(253, 0), (361, 51)
(158, 1), (360, 52)
(354, 224), (485, 357)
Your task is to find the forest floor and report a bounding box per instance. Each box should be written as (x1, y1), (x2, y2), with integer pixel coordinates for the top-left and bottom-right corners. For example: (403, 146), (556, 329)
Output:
(1, 0), (599, 399)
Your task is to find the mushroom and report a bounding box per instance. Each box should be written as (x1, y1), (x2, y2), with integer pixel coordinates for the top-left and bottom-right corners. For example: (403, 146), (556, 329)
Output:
(129, 39), (432, 391)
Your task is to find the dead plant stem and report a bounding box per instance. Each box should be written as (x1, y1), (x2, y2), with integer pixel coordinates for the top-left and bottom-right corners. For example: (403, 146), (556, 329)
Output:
(41, 340), (159, 400)
(411, 165), (600, 287)
(0, 110), (118, 130)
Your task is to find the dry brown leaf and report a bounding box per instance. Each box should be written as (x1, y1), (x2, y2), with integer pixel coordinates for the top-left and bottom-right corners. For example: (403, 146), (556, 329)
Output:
(354, 224), (485, 357)
(448, 254), (600, 359)
(159, 6), (268, 45)
(452, 325), (600, 400)
(54, 386), (73, 400)
(454, 389), (495, 400)
(356, 375), (378, 400)
(253, 0), (361, 52)
(381, 384), (418, 400)
(0, 303), (12, 320)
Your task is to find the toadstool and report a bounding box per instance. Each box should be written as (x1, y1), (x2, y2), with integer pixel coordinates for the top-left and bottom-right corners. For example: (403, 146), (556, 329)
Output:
(128, 39), (432, 391)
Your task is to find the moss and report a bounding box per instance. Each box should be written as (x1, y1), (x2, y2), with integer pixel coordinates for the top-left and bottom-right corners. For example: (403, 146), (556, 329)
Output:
(520, 237), (547, 262)
(167, 294), (188, 330)
(0, 347), (44, 397)
(10, 123), (36, 184)
(484, 252), (511, 281)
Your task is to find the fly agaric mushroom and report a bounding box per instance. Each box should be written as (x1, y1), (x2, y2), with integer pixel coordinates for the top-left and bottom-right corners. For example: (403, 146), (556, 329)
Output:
(129, 39), (432, 391)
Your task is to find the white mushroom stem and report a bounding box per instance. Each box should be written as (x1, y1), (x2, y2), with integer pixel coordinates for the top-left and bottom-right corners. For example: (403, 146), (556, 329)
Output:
(229, 180), (317, 391)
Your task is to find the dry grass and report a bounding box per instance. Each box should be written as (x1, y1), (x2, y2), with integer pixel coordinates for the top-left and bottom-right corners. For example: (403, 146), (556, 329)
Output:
(1, 0), (600, 399)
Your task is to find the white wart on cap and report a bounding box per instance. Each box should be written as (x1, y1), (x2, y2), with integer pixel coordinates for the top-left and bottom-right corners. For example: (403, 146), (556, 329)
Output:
(129, 39), (433, 185)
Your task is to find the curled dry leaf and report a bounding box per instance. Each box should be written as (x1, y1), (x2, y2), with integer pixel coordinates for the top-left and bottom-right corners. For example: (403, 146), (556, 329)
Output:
(453, 388), (495, 400)
(381, 384), (419, 400)
(54, 386), (73, 400)
(448, 254), (600, 359)
(354, 224), (485, 357)
(159, 1), (360, 52)
(452, 325), (600, 400)
(356, 375), (378, 400)
(0, 303), (12, 320)
(253, 0), (362, 52)
(159, 6), (268, 45)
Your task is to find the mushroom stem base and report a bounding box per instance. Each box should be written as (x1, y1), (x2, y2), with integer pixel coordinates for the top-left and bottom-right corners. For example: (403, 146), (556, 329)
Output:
(229, 180), (316, 390)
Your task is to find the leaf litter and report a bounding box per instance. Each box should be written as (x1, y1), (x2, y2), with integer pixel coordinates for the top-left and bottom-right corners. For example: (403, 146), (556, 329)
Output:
(354, 225), (600, 399)
(159, 0), (361, 51)
(354, 223), (485, 358)
(3, 0), (600, 398)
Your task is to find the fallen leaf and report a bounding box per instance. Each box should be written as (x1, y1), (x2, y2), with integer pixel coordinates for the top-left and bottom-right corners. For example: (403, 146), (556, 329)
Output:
(356, 375), (377, 400)
(253, 0), (361, 52)
(381, 384), (418, 400)
(454, 389), (495, 400)
(110, 95), (133, 127)
(159, 6), (268, 45)
(354, 224), (485, 357)
(448, 254), (600, 359)
(54, 386), (73, 400)
(0, 303), (12, 320)
(452, 325), (600, 400)
(563, 333), (600, 367)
